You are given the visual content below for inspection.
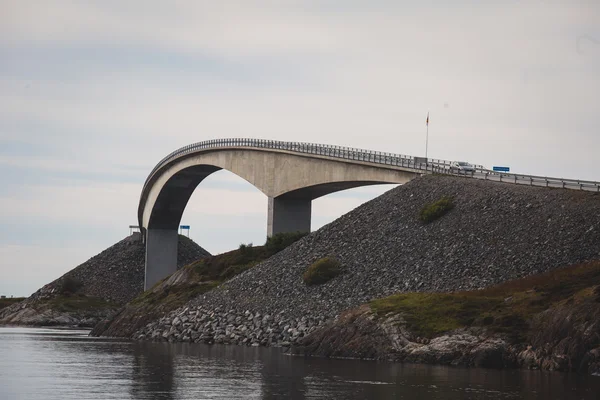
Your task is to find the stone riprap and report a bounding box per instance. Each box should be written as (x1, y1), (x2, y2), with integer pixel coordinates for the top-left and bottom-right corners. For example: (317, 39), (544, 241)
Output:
(140, 306), (327, 346)
(134, 175), (600, 346)
(0, 234), (210, 326)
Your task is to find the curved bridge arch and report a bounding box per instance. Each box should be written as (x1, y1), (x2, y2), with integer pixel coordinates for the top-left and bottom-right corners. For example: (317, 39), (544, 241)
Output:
(140, 138), (431, 289)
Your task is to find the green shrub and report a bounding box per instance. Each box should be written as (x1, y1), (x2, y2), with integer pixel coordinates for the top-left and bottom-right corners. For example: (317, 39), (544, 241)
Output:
(239, 242), (253, 249)
(419, 196), (454, 223)
(60, 276), (83, 294)
(303, 257), (341, 285)
(265, 231), (308, 254)
(238, 242), (253, 255)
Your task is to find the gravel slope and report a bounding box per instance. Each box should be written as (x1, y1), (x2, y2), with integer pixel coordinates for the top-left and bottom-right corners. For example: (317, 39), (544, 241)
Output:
(135, 175), (600, 345)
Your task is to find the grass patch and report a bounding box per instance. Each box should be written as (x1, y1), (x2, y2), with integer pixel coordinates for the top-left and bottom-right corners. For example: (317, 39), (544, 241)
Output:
(371, 293), (503, 338)
(189, 231), (308, 282)
(0, 297), (26, 310)
(370, 261), (600, 341)
(191, 246), (267, 281)
(47, 294), (119, 313)
(131, 282), (218, 308)
(419, 196), (454, 223)
(303, 257), (341, 285)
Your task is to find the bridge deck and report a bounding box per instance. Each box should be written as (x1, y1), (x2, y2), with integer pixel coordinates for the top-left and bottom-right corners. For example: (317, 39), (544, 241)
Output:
(143, 138), (600, 196)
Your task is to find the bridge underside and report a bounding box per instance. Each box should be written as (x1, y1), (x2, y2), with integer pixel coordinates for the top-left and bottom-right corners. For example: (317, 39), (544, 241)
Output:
(267, 181), (384, 236)
(142, 149), (415, 289)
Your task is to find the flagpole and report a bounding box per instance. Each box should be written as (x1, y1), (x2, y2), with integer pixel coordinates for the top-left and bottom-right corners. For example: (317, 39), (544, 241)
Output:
(425, 111), (429, 165)
(426, 122), (429, 160)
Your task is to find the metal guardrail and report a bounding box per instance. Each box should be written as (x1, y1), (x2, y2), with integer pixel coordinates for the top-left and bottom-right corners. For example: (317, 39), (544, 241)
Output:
(474, 169), (600, 192)
(142, 138), (600, 197)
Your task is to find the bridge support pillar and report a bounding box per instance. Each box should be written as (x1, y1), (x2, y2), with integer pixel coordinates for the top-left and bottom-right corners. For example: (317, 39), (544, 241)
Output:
(267, 195), (311, 236)
(145, 228), (178, 290)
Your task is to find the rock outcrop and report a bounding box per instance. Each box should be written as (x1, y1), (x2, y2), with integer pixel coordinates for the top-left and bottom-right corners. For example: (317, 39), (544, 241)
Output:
(291, 305), (516, 369)
(292, 289), (600, 375)
(0, 234), (210, 327)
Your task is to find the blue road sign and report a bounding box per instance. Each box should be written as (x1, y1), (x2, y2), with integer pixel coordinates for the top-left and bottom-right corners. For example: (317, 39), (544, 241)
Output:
(493, 166), (510, 172)
(180, 225), (190, 230)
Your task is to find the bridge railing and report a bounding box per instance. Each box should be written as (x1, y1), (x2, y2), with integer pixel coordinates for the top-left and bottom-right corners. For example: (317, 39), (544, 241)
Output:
(142, 138), (423, 190)
(474, 168), (600, 192)
(142, 138), (600, 195)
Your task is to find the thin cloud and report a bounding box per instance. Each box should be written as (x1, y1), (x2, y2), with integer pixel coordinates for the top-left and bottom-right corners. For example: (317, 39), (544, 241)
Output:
(0, 1), (598, 295)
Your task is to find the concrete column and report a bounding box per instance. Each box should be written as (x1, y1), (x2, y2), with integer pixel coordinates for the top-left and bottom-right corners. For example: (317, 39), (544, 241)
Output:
(267, 196), (311, 236)
(145, 228), (178, 290)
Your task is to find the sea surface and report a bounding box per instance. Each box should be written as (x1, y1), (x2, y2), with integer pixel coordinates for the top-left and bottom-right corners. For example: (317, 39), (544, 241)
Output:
(0, 327), (599, 399)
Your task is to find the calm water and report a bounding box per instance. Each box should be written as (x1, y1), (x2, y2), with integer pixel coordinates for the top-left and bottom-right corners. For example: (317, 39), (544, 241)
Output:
(1, 327), (599, 399)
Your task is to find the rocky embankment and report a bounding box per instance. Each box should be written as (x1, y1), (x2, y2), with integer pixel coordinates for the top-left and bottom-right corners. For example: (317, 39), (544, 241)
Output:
(90, 264), (218, 337)
(137, 305), (327, 346)
(292, 262), (600, 375)
(0, 234), (210, 327)
(128, 176), (600, 356)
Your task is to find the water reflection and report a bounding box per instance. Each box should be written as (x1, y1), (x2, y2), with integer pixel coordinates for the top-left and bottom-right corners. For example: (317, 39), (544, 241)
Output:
(131, 343), (176, 400)
(1, 327), (599, 400)
(258, 348), (307, 399)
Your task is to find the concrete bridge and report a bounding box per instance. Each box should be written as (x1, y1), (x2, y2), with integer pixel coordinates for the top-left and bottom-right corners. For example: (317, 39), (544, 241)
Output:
(139, 138), (600, 289)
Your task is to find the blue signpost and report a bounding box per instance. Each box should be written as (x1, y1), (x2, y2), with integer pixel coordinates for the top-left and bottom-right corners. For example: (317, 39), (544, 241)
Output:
(493, 166), (510, 172)
(179, 225), (190, 236)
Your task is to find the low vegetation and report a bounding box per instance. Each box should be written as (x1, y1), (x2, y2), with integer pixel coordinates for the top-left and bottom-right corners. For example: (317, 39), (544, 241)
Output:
(132, 281), (218, 308)
(303, 257), (341, 285)
(265, 231), (308, 253)
(419, 196), (454, 223)
(47, 294), (119, 313)
(190, 231), (308, 283)
(0, 297), (26, 310)
(370, 261), (600, 341)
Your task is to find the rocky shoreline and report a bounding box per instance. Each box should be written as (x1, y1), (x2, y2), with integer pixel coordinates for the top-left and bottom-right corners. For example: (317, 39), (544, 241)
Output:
(292, 299), (600, 375)
(135, 305), (327, 347)
(0, 302), (118, 328)
(133, 267), (600, 376)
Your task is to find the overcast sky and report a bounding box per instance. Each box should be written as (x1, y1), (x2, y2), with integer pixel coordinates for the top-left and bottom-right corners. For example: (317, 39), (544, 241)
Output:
(1, 1), (598, 297)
